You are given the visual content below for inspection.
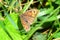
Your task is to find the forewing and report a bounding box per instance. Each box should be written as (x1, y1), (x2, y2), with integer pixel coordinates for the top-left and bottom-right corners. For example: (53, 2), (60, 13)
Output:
(21, 9), (39, 24)
(22, 15), (34, 24)
(23, 9), (38, 18)
(20, 9), (39, 31)
(20, 15), (30, 31)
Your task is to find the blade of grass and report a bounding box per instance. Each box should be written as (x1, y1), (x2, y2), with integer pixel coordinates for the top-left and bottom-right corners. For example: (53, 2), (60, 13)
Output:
(47, 6), (60, 40)
(2, 3), (23, 40)
(38, 14), (60, 22)
(8, 0), (17, 13)
(4, 12), (23, 40)
(5, 11), (18, 29)
(47, 25), (60, 40)
(1, 2), (19, 29)
(19, 0), (33, 15)
(0, 20), (12, 40)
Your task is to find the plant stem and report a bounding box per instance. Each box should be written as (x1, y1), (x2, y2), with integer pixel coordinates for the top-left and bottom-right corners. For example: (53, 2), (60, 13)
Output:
(19, 0), (33, 15)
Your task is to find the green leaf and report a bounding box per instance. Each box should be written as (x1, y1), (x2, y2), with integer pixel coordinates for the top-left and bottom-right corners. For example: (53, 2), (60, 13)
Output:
(53, 32), (60, 38)
(4, 12), (23, 40)
(0, 20), (11, 40)
(4, 12), (18, 29)
(55, 0), (60, 5)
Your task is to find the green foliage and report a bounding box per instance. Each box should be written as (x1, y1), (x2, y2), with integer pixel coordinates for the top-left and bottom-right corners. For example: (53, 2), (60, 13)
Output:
(0, 0), (60, 40)
(4, 12), (22, 40)
(55, 0), (60, 5)
(53, 32), (60, 38)
(32, 32), (47, 40)
(4, 12), (18, 29)
(0, 21), (11, 40)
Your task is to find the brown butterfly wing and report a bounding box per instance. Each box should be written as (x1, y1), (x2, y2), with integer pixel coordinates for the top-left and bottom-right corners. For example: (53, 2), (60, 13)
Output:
(20, 15), (30, 31)
(23, 9), (38, 18)
(21, 9), (39, 24)
(20, 9), (39, 31)
(21, 15), (34, 24)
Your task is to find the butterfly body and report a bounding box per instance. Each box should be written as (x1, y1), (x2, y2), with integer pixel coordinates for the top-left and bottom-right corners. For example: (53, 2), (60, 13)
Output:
(20, 9), (39, 32)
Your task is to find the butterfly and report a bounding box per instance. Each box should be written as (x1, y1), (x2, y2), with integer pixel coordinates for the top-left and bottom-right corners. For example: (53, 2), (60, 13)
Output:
(20, 9), (39, 32)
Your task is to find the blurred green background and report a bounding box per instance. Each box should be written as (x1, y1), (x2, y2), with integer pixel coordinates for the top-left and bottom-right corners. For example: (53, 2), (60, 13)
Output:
(0, 0), (60, 40)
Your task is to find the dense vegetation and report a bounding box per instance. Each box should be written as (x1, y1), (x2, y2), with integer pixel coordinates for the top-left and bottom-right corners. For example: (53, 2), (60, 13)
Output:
(0, 0), (60, 40)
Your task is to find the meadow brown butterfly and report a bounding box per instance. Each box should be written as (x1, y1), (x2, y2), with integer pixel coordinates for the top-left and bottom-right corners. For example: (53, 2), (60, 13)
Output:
(20, 9), (39, 32)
